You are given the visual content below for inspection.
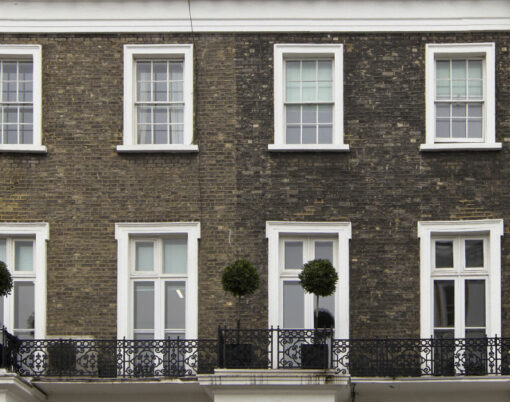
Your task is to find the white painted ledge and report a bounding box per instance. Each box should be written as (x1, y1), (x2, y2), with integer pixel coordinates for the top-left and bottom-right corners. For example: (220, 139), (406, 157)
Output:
(0, 371), (46, 401)
(116, 144), (199, 153)
(420, 143), (502, 152)
(268, 144), (350, 152)
(0, 145), (47, 153)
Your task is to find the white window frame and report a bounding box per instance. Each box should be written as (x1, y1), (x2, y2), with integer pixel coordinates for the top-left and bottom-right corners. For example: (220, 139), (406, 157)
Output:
(0, 223), (49, 339)
(270, 44), (348, 152)
(418, 219), (503, 339)
(115, 222), (199, 339)
(266, 221), (351, 339)
(422, 43), (501, 152)
(0, 45), (45, 153)
(119, 44), (197, 153)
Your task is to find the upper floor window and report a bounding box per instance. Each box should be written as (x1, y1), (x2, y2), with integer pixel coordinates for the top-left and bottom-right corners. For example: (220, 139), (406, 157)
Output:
(0, 45), (45, 153)
(422, 43), (500, 151)
(119, 45), (197, 153)
(270, 44), (348, 152)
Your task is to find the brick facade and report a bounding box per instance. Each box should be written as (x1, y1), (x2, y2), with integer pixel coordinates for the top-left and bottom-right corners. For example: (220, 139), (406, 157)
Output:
(0, 32), (508, 339)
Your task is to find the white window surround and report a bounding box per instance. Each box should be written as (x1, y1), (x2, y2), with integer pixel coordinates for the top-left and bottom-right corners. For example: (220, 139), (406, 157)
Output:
(266, 221), (351, 339)
(422, 43), (501, 152)
(0, 223), (49, 339)
(418, 219), (503, 339)
(118, 44), (197, 153)
(115, 222), (199, 339)
(270, 44), (348, 152)
(0, 45), (45, 153)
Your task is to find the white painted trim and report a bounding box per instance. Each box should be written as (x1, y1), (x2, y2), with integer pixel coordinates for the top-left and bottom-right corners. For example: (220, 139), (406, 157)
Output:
(273, 44), (345, 150)
(0, 372), (46, 402)
(115, 222), (200, 340)
(418, 219), (503, 339)
(117, 144), (198, 153)
(424, 43), (496, 149)
(0, 45), (42, 150)
(268, 144), (350, 152)
(0, 222), (49, 339)
(123, 44), (194, 151)
(266, 221), (351, 339)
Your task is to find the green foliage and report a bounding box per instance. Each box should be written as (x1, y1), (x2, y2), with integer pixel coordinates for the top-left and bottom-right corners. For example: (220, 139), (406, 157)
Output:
(298, 259), (338, 297)
(0, 261), (13, 297)
(222, 259), (260, 298)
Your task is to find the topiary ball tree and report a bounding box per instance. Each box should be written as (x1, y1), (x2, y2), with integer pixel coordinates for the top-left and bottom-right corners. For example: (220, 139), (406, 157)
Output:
(0, 261), (13, 298)
(298, 259), (338, 329)
(222, 259), (260, 328)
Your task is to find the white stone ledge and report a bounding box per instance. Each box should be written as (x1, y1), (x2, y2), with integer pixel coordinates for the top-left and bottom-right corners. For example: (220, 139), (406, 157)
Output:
(116, 144), (199, 153)
(0, 145), (47, 153)
(268, 144), (350, 152)
(420, 143), (502, 152)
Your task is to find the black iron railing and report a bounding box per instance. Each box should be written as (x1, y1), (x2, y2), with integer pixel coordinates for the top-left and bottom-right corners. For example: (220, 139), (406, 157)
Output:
(2, 327), (510, 378)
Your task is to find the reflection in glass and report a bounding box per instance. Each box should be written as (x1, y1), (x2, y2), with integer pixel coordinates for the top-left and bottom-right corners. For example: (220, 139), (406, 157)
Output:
(283, 282), (304, 328)
(434, 280), (454, 327)
(14, 282), (34, 330)
(165, 282), (186, 330)
(435, 241), (453, 268)
(284, 241), (303, 269)
(163, 239), (187, 274)
(134, 282), (154, 330)
(465, 280), (485, 327)
(135, 242), (154, 272)
(465, 240), (483, 268)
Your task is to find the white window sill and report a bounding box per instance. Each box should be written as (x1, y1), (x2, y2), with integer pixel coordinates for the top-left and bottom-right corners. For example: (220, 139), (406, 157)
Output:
(116, 144), (199, 153)
(420, 143), (502, 152)
(268, 144), (350, 152)
(0, 145), (47, 153)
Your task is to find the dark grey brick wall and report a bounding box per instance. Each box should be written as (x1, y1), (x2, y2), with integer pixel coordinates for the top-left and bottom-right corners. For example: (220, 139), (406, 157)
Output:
(0, 32), (508, 339)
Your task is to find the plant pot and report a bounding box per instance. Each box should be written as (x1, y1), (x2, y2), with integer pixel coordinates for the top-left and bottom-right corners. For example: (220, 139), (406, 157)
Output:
(301, 343), (329, 369)
(224, 343), (253, 368)
(48, 343), (76, 375)
(98, 347), (117, 378)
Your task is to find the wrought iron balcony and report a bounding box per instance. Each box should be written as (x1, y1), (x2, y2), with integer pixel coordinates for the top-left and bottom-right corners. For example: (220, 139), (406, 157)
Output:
(1, 327), (509, 378)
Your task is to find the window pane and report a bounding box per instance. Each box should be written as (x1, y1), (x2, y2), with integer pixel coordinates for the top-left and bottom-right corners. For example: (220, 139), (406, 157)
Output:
(283, 282), (304, 328)
(286, 61), (300, 81)
(452, 80), (466, 98)
(20, 107), (33, 124)
(0, 297), (3, 328)
(286, 81), (300, 103)
(165, 282), (186, 329)
(452, 104), (466, 117)
(318, 126), (332, 144)
(137, 81), (151, 102)
(4, 124), (17, 144)
(154, 107), (168, 124)
(153, 62), (167, 81)
(20, 125), (33, 144)
(314, 294), (334, 329)
(302, 105), (316, 124)
(14, 282), (34, 330)
(467, 120), (482, 139)
(153, 81), (167, 102)
(286, 105), (300, 124)
(170, 81), (183, 102)
(137, 106), (151, 125)
(5, 107), (17, 123)
(452, 60), (466, 81)
(137, 124), (151, 144)
(153, 124), (168, 144)
(170, 106), (183, 124)
(465, 280), (485, 327)
(434, 280), (454, 328)
(436, 120), (450, 138)
(436, 80), (450, 98)
(169, 62), (183, 81)
(19, 62), (32, 80)
(284, 241), (303, 269)
(19, 82), (32, 103)
(468, 104), (482, 118)
(465, 329), (485, 338)
(317, 81), (332, 102)
(436, 61), (450, 80)
(286, 126), (300, 144)
(435, 241), (453, 268)
(468, 80), (482, 99)
(136, 62), (151, 82)
(452, 120), (466, 138)
(170, 125), (184, 144)
(318, 61), (332, 81)
(0, 239), (5, 263)
(2, 62), (16, 81)
(15, 241), (33, 271)
(315, 241), (333, 262)
(465, 240), (483, 268)
(163, 238), (187, 274)
(318, 105), (332, 123)
(302, 81), (316, 102)
(468, 60), (482, 79)
(134, 332), (154, 340)
(302, 126), (316, 144)
(135, 242), (154, 272)
(134, 282), (154, 330)
(436, 104), (450, 118)
(302, 61), (316, 81)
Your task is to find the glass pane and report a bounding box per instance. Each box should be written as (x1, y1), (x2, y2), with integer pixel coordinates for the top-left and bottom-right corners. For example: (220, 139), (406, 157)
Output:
(468, 60), (482, 79)
(165, 282), (186, 329)
(315, 241), (333, 262)
(452, 103), (466, 117)
(302, 105), (316, 124)
(434, 281), (454, 328)
(134, 282), (154, 330)
(435, 241), (453, 268)
(20, 125), (33, 144)
(137, 81), (151, 102)
(153, 124), (168, 144)
(2, 62), (16, 81)
(468, 120), (482, 139)
(317, 81), (332, 102)
(169, 107), (183, 124)
(302, 61), (316, 81)
(154, 107), (167, 124)
(318, 105), (332, 123)
(465, 280), (485, 327)
(166, 332), (186, 340)
(15, 241), (33, 271)
(436, 61), (450, 80)
(286, 126), (300, 144)
(153, 62), (167, 81)
(452, 60), (466, 80)
(466, 329), (485, 338)
(163, 238), (187, 274)
(286, 81), (300, 103)
(452, 120), (466, 138)
(5, 107), (17, 123)
(283, 282), (304, 328)
(170, 125), (184, 144)
(436, 120), (450, 138)
(468, 80), (482, 99)
(318, 61), (332, 81)
(436, 80), (450, 98)
(284, 241), (303, 269)
(19, 82), (32, 103)
(169, 62), (183, 81)
(135, 242), (154, 272)
(137, 107), (151, 125)
(136, 62), (151, 82)
(465, 240), (483, 268)
(286, 105), (300, 124)
(302, 126), (316, 144)
(153, 82), (167, 102)
(452, 80), (466, 98)
(170, 82), (183, 102)
(302, 81), (316, 102)
(468, 104), (482, 118)
(137, 125), (151, 144)
(134, 332), (154, 340)
(2, 81), (16, 102)
(0, 297), (3, 328)
(318, 126), (332, 144)
(14, 282), (34, 330)
(286, 61), (300, 82)
(0, 239), (5, 263)
(20, 107), (33, 124)
(436, 104), (450, 118)
(19, 62), (32, 81)
(314, 294), (334, 328)
(4, 125), (17, 144)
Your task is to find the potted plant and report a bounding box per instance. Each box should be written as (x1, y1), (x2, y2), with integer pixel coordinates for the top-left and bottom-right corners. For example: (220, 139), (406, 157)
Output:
(221, 259), (260, 368)
(298, 259), (338, 369)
